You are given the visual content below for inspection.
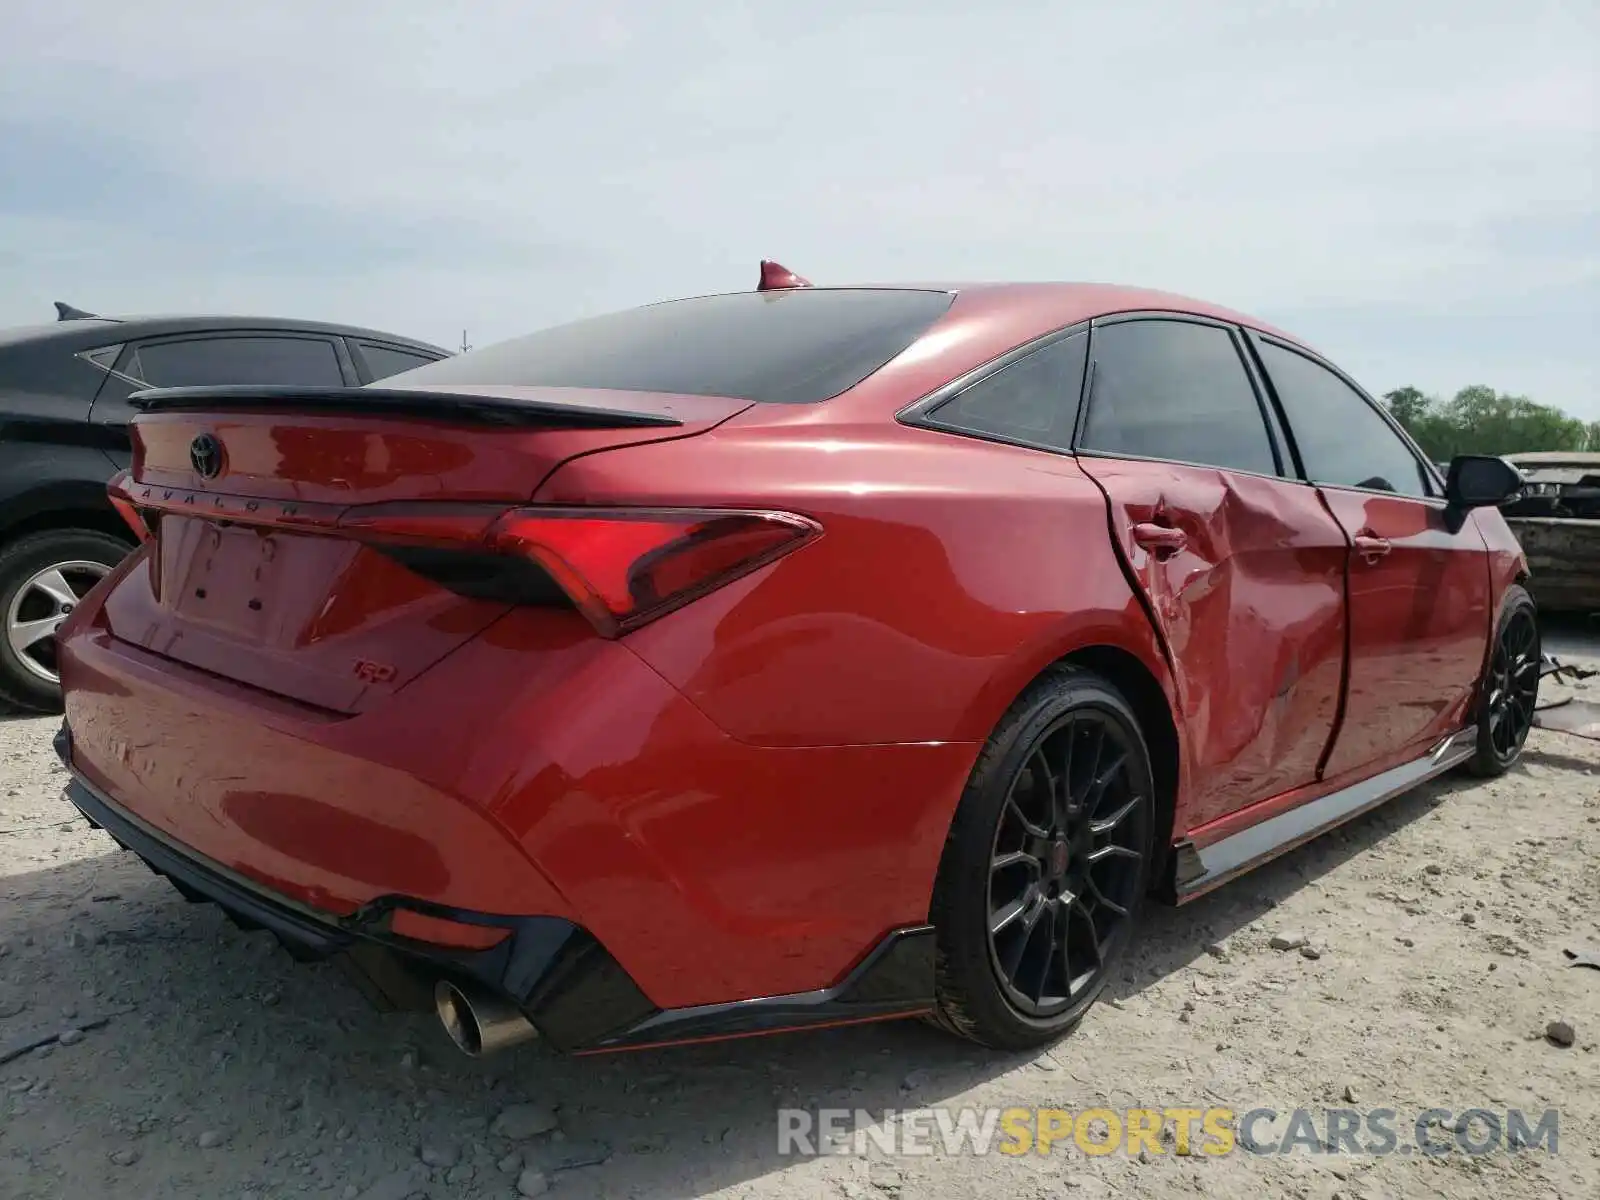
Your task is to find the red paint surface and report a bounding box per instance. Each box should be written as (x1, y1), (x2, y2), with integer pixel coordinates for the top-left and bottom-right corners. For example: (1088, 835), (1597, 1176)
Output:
(1074, 458), (1349, 829)
(1314, 490), (1490, 776)
(59, 281), (1510, 1013)
(1473, 507), (1531, 605)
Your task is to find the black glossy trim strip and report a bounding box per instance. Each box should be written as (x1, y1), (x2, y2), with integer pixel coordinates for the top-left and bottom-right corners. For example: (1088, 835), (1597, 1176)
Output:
(1172, 726), (1478, 901)
(127, 384), (683, 429)
(582, 924), (937, 1051)
(1229, 326), (1299, 480)
(1234, 327), (1309, 482)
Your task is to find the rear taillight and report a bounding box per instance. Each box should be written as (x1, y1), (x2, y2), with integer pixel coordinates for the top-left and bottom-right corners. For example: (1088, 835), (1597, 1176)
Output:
(106, 471), (152, 542)
(339, 504), (820, 637)
(108, 480), (819, 637)
(484, 508), (818, 636)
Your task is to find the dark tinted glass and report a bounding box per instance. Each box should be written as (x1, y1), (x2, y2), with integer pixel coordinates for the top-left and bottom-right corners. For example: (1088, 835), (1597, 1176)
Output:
(360, 343), (439, 381)
(1257, 342), (1432, 498)
(135, 337), (344, 387)
(928, 332), (1086, 450)
(1080, 321), (1277, 475)
(397, 289), (954, 404)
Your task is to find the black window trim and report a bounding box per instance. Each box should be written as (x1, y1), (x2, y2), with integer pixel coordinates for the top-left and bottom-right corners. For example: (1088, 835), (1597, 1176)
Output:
(125, 329), (360, 388)
(1071, 311), (1292, 484)
(895, 319), (1092, 457)
(1241, 328), (1447, 505)
(893, 307), (1441, 502)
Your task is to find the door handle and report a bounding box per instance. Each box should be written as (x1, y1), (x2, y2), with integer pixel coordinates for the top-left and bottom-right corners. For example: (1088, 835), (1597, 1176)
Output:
(1131, 522), (1188, 559)
(1352, 532), (1392, 564)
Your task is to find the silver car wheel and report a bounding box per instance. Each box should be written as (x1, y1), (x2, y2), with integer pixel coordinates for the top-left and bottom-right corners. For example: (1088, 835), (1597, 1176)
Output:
(4, 559), (111, 685)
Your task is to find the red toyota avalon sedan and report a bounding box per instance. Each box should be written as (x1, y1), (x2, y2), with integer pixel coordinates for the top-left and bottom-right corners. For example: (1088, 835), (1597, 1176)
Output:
(56, 265), (1537, 1057)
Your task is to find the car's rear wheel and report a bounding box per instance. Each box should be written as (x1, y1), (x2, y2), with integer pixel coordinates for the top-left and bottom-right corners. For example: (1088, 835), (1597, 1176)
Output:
(929, 666), (1154, 1050)
(0, 529), (132, 712)
(1465, 584), (1540, 777)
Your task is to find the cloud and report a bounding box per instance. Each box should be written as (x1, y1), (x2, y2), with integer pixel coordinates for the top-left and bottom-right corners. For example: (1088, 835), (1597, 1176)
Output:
(1, 0), (1595, 414)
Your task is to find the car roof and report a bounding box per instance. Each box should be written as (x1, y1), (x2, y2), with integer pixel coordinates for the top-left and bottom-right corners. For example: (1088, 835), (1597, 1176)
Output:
(683, 280), (1309, 368)
(689, 279), (1295, 334)
(743, 281), (1315, 417)
(0, 320), (123, 349)
(0, 312), (449, 355)
(878, 280), (1303, 344)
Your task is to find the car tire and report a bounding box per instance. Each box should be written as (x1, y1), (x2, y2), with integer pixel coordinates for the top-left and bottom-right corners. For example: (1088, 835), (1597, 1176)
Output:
(1464, 584), (1540, 778)
(928, 665), (1155, 1051)
(0, 529), (133, 713)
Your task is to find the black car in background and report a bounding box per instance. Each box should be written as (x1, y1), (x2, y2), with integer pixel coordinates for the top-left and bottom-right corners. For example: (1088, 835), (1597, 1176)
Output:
(0, 304), (449, 710)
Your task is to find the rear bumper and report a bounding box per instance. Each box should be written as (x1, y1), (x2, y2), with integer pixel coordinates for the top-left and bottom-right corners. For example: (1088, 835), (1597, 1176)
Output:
(56, 725), (654, 1051)
(58, 594), (973, 1011)
(58, 724), (934, 1052)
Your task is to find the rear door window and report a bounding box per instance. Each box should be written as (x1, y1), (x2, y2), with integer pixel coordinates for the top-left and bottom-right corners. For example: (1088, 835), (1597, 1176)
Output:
(396, 289), (955, 404)
(1079, 320), (1280, 476)
(133, 336), (345, 388)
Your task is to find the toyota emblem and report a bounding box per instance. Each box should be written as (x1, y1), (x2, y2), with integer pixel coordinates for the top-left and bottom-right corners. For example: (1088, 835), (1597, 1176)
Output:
(189, 433), (224, 479)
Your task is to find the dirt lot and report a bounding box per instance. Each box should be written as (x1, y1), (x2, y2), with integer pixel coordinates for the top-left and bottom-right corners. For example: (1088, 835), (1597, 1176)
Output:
(2, 630), (1597, 1200)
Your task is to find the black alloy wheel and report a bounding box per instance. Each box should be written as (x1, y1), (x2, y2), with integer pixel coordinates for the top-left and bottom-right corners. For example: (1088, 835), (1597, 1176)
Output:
(1467, 584), (1540, 777)
(1487, 606), (1539, 758)
(986, 711), (1148, 1017)
(930, 666), (1155, 1050)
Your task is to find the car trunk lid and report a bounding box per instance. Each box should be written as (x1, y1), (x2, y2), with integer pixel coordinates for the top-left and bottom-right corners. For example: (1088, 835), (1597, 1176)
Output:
(104, 385), (751, 713)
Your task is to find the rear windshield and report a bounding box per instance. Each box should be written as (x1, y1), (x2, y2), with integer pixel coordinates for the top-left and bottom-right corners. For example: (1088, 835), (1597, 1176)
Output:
(395, 289), (954, 404)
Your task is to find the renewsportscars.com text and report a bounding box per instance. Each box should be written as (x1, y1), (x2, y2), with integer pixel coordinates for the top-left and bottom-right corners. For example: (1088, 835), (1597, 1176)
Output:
(777, 1105), (1560, 1158)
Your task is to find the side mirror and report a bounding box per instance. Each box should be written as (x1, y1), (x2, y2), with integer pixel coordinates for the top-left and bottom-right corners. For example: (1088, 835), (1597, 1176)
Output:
(1444, 455), (1523, 509)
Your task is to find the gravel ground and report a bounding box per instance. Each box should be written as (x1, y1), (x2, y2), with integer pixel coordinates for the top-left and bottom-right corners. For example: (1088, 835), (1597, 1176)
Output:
(2, 629), (1597, 1200)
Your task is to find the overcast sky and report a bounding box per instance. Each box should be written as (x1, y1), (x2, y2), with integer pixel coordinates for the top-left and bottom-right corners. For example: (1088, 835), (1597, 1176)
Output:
(2, 2), (1595, 417)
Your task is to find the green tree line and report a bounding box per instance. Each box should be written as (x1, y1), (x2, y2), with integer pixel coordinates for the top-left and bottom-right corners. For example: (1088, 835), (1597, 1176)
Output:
(1383, 385), (1600, 460)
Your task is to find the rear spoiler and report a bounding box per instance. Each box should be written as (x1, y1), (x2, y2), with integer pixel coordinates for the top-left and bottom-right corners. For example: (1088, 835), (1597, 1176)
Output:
(127, 385), (684, 429)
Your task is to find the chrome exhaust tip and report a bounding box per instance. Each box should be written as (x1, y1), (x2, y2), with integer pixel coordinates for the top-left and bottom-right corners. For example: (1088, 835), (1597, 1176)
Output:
(434, 980), (538, 1057)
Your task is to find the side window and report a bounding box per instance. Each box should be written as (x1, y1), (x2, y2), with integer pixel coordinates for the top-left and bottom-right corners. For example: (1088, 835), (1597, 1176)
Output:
(1079, 321), (1278, 476)
(133, 337), (344, 388)
(926, 331), (1087, 451)
(1256, 341), (1433, 499)
(358, 342), (440, 382)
